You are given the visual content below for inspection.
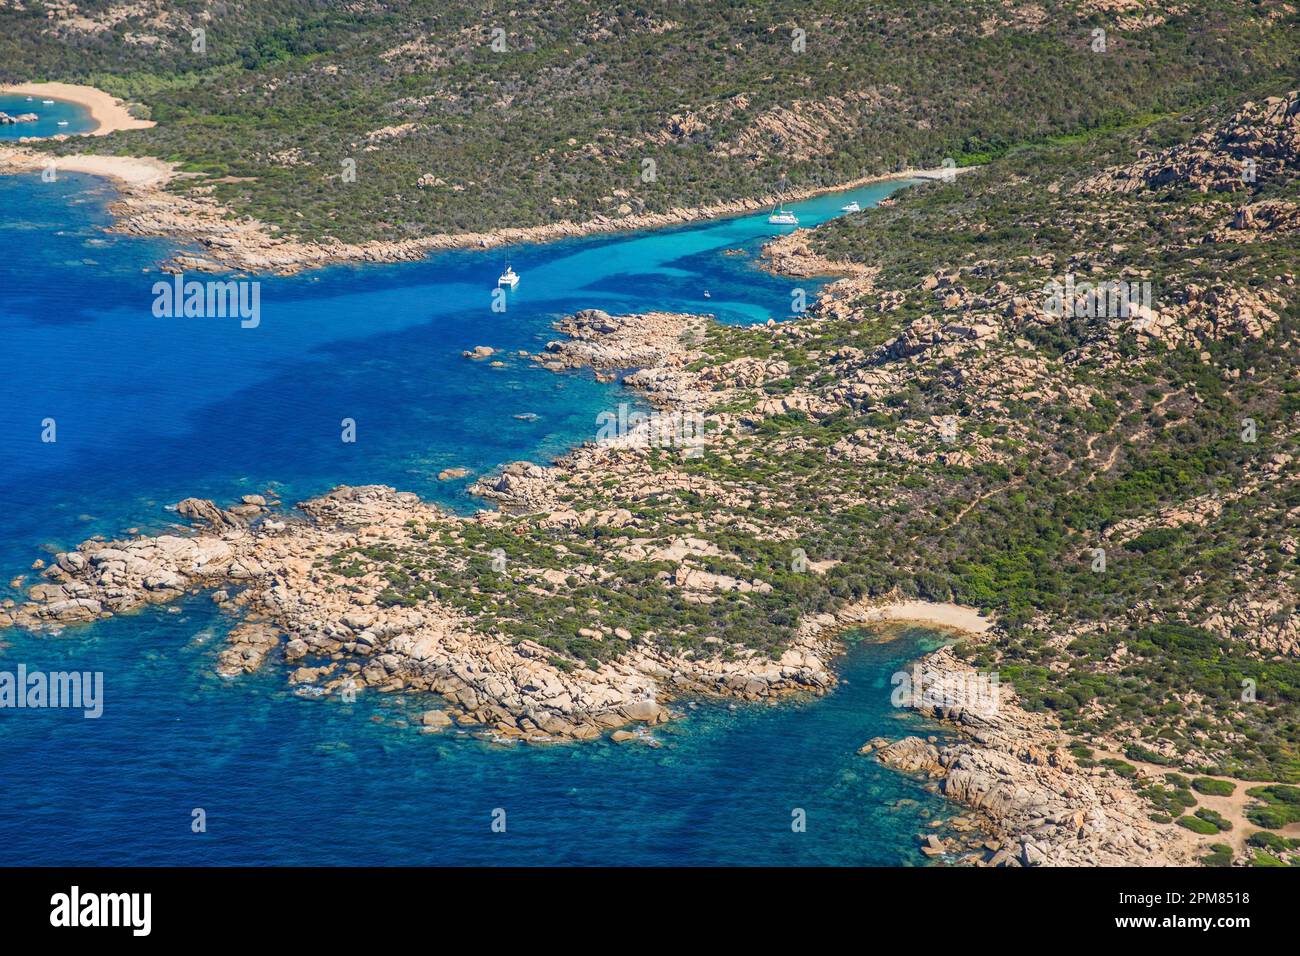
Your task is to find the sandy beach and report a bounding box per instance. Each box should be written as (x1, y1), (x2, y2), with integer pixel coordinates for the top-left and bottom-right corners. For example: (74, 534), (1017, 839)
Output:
(798, 596), (995, 643)
(0, 81), (154, 136)
(856, 600), (993, 635)
(0, 146), (175, 187)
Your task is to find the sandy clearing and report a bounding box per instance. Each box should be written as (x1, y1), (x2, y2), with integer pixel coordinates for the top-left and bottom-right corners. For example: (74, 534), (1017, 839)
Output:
(1095, 747), (1300, 858)
(38, 153), (175, 187)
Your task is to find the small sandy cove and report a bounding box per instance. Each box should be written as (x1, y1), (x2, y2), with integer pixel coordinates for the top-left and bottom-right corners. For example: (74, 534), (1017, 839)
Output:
(858, 600), (993, 635)
(0, 81), (154, 136)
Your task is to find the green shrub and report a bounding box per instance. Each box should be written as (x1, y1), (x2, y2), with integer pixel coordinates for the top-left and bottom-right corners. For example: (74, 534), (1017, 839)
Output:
(1141, 783), (1196, 817)
(1102, 758), (1138, 778)
(1245, 786), (1300, 829)
(1247, 831), (1297, 852)
(1247, 805), (1294, 829)
(1194, 807), (1232, 832)
(1127, 527), (1184, 553)
(1177, 815), (1219, 835)
(1192, 777), (1236, 796)
(1201, 844), (1233, 867)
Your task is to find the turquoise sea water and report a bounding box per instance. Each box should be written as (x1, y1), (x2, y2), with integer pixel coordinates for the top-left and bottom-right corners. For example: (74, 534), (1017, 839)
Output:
(0, 95), (97, 138)
(0, 169), (958, 865)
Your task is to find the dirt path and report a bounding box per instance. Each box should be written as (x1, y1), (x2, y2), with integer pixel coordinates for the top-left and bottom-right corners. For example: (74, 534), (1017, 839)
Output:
(1095, 747), (1300, 858)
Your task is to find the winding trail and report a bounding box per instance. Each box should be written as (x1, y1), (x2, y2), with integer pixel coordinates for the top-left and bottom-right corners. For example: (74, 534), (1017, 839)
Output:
(918, 387), (1177, 541)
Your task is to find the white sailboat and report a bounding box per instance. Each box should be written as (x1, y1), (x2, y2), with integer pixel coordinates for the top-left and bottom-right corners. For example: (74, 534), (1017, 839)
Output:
(840, 201), (861, 213)
(767, 197), (798, 225)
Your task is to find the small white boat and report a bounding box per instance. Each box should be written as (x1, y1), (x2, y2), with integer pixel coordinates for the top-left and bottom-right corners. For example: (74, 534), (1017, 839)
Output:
(497, 265), (520, 288)
(703, 290), (711, 299)
(841, 201), (861, 213)
(41, 99), (54, 105)
(768, 205), (798, 226)
(57, 121), (69, 127)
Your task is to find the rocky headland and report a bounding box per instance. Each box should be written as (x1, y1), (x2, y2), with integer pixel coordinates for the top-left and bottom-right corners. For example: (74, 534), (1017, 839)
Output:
(0, 144), (962, 276)
(1, 308), (840, 743)
(863, 647), (1199, 866)
(760, 227), (880, 279)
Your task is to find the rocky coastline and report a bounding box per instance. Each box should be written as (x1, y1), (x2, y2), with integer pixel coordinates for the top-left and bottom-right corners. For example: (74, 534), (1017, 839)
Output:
(0, 299), (1207, 865)
(862, 646), (1199, 866)
(0, 308), (840, 743)
(759, 227), (879, 278)
(3, 482), (845, 742)
(13, 90), (1284, 858)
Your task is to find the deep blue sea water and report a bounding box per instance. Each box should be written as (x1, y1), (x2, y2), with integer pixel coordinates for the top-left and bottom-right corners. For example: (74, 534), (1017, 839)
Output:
(0, 167), (957, 865)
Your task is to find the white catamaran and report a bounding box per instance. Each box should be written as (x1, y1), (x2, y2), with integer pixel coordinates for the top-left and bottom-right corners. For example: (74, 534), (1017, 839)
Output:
(497, 247), (520, 288)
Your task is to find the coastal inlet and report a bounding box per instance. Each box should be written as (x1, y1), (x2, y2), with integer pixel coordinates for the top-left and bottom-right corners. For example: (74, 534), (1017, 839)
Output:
(0, 169), (950, 864)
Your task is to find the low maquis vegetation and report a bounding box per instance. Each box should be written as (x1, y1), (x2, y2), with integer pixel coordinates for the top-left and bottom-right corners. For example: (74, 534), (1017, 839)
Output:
(2, 0), (1297, 244)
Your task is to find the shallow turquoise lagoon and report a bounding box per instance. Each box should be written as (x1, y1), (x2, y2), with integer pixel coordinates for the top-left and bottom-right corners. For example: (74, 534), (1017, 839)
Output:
(0, 95), (96, 139)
